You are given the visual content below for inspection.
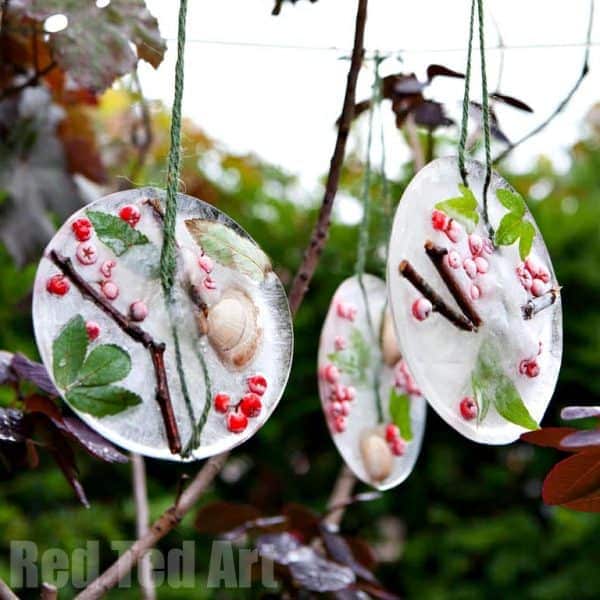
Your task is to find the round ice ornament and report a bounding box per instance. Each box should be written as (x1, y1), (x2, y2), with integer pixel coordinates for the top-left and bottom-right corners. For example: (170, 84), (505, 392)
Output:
(318, 274), (426, 490)
(32, 187), (293, 461)
(387, 158), (562, 444)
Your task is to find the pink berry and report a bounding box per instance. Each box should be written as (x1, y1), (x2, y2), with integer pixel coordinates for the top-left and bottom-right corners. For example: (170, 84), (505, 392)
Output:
(516, 263), (533, 290)
(226, 410), (248, 433)
(240, 393), (262, 418)
(85, 321), (100, 341)
(390, 437), (406, 456)
(345, 386), (356, 401)
(203, 276), (217, 291)
(330, 401), (343, 416)
(525, 360), (540, 378)
(482, 238), (494, 255)
(385, 423), (400, 443)
(334, 336), (347, 351)
(463, 258), (477, 279)
(46, 274), (69, 296)
(411, 297), (432, 321)
(468, 234), (483, 257)
(322, 363), (340, 384)
(101, 281), (119, 300)
(340, 400), (351, 416)
(460, 397), (478, 420)
(100, 260), (116, 279)
(333, 415), (347, 433)
(531, 279), (549, 297)
(247, 374), (268, 396)
(474, 256), (488, 274)
(71, 217), (92, 241)
(336, 301), (357, 321)
(129, 300), (148, 322)
(470, 284), (481, 300)
(446, 249), (461, 269)
(76, 242), (98, 266)
(444, 220), (461, 243)
(214, 393), (230, 413)
(431, 210), (448, 231)
(119, 204), (141, 227)
(198, 255), (214, 274)
(331, 383), (348, 402)
(519, 359), (529, 375)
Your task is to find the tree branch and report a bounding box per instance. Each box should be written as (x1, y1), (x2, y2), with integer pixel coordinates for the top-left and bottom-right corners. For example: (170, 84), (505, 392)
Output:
(0, 577), (19, 600)
(522, 288), (559, 320)
(287, 0), (368, 316)
(424, 240), (482, 328)
(399, 260), (475, 332)
(48, 250), (181, 454)
(40, 583), (57, 600)
(322, 465), (357, 528)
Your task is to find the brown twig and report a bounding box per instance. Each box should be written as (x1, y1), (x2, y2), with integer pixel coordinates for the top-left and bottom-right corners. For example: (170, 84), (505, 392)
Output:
(287, 0), (368, 316)
(522, 288), (559, 320)
(322, 465), (357, 528)
(399, 260), (475, 332)
(0, 577), (19, 600)
(424, 240), (482, 328)
(405, 113), (425, 171)
(40, 583), (57, 600)
(48, 250), (181, 454)
(271, 0), (284, 15)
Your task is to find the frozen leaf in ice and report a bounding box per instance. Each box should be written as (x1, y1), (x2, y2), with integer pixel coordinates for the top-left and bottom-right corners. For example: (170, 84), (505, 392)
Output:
(435, 184), (479, 232)
(66, 385), (142, 417)
(87, 210), (150, 256)
(53, 316), (88, 389)
(389, 389), (413, 441)
(75, 345), (131, 387)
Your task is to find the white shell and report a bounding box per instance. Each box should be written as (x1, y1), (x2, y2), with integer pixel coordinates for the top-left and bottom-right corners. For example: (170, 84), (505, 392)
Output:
(317, 274), (426, 490)
(387, 157), (562, 445)
(32, 187), (293, 461)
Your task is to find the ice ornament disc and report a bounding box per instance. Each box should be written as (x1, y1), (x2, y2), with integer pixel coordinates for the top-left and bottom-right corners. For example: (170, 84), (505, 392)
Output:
(387, 157), (562, 444)
(318, 275), (426, 490)
(32, 187), (293, 461)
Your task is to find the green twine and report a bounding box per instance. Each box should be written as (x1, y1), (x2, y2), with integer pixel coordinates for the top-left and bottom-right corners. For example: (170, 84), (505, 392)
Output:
(160, 0), (188, 299)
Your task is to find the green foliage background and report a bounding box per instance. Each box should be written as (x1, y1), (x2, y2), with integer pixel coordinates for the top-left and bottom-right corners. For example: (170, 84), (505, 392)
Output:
(1, 97), (599, 598)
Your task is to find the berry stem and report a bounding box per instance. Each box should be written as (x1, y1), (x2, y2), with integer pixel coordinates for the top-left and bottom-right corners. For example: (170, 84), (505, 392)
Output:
(48, 250), (182, 455)
(424, 240), (483, 328)
(399, 260), (475, 332)
(522, 287), (559, 320)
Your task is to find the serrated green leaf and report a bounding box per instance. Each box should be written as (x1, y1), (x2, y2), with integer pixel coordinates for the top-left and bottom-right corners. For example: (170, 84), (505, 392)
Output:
(326, 327), (371, 385)
(434, 184), (479, 233)
(185, 219), (271, 283)
(494, 212), (523, 246)
(496, 188), (526, 218)
(75, 344), (131, 387)
(52, 316), (88, 389)
(389, 388), (413, 441)
(471, 337), (538, 430)
(66, 385), (142, 417)
(87, 210), (150, 256)
(519, 221), (536, 260)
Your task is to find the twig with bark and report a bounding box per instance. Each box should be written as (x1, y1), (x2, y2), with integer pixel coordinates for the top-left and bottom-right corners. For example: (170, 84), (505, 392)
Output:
(522, 288), (559, 320)
(48, 250), (181, 454)
(0, 577), (19, 600)
(322, 465), (357, 528)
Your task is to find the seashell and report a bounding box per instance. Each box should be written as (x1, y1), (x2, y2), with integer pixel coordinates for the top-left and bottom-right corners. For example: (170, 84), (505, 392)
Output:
(199, 289), (261, 369)
(360, 429), (393, 483)
(381, 309), (401, 367)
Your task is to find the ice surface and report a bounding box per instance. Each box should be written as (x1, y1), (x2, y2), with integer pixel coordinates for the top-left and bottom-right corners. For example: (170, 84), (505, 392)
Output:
(317, 274), (426, 490)
(387, 158), (562, 444)
(32, 187), (294, 461)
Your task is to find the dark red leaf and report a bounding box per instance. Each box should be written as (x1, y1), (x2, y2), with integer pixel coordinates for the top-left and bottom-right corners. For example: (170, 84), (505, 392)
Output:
(195, 502), (261, 535)
(521, 427), (579, 451)
(10, 354), (58, 396)
(491, 92), (533, 113)
(343, 536), (378, 571)
(0, 408), (28, 443)
(60, 416), (128, 464)
(25, 395), (62, 423)
(561, 406), (600, 420)
(563, 488), (600, 512)
(542, 452), (600, 506)
(282, 503), (320, 540)
(427, 64), (465, 81)
(413, 101), (453, 129)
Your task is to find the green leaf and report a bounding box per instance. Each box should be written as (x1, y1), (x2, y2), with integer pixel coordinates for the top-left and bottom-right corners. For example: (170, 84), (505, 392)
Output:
(87, 210), (150, 256)
(494, 213), (523, 246)
(327, 327), (371, 385)
(496, 189), (526, 218)
(435, 184), (479, 233)
(519, 221), (536, 260)
(52, 316), (88, 389)
(185, 219), (271, 283)
(75, 344), (132, 387)
(471, 337), (538, 430)
(389, 388), (413, 441)
(66, 385), (142, 418)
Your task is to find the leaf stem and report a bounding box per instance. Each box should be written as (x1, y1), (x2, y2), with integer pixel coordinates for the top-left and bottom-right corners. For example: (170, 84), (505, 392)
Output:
(522, 288), (559, 320)
(48, 250), (182, 454)
(398, 260), (475, 332)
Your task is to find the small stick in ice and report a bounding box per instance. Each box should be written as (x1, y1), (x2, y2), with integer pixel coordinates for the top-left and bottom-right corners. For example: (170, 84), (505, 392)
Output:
(399, 260), (476, 332)
(424, 240), (482, 328)
(522, 288), (559, 320)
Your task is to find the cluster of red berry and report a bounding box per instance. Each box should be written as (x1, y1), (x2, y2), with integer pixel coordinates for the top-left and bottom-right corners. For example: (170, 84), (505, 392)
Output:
(197, 253), (216, 291)
(384, 423), (406, 456)
(214, 374), (268, 433)
(519, 340), (543, 379)
(320, 362), (357, 434)
(516, 256), (550, 298)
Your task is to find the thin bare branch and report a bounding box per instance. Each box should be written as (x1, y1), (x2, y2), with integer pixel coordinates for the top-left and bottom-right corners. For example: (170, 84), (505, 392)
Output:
(322, 465), (357, 528)
(0, 577), (19, 600)
(404, 113), (425, 171)
(40, 583), (57, 600)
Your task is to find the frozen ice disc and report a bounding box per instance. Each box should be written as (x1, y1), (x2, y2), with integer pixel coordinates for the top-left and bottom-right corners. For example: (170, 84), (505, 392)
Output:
(387, 157), (562, 444)
(317, 274), (426, 490)
(33, 187), (293, 461)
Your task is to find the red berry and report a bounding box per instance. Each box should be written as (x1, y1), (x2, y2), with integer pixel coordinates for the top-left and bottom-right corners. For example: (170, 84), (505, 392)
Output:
(322, 363), (340, 384)
(198, 255), (214, 274)
(468, 234), (483, 257)
(474, 256), (488, 274)
(463, 258), (477, 279)
(531, 279), (549, 297)
(446, 249), (461, 269)
(214, 393), (230, 413)
(385, 423), (400, 443)
(86, 321), (100, 341)
(72, 217), (92, 241)
(334, 336), (347, 351)
(516, 263), (533, 290)
(460, 397), (478, 420)
(247, 374), (268, 395)
(431, 210), (448, 231)
(333, 415), (347, 433)
(412, 297), (432, 321)
(470, 284), (481, 300)
(76, 242), (98, 266)
(390, 437), (406, 456)
(525, 360), (540, 378)
(101, 281), (119, 300)
(203, 276), (217, 291)
(226, 409), (248, 433)
(46, 274), (70, 296)
(119, 204), (141, 227)
(444, 220), (461, 243)
(129, 300), (148, 322)
(100, 260), (116, 279)
(240, 393), (262, 418)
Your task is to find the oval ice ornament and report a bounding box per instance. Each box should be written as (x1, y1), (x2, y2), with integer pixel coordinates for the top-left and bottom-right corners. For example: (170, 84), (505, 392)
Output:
(318, 275), (426, 490)
(32, 187), (293, 461)
(387, 157), (562, 444)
